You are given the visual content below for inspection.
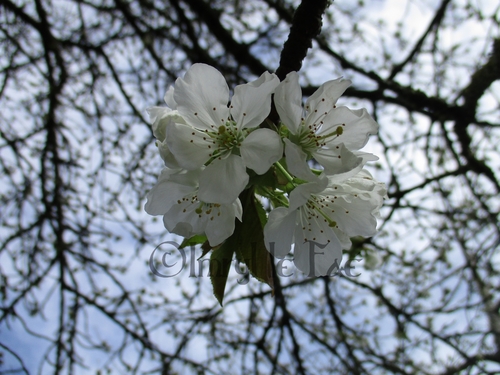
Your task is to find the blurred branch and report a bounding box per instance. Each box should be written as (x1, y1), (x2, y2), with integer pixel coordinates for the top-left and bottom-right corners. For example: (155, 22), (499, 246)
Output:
(459, 38), (500, 110)
(388, 0), (452, 80)
(182, 0), (270, 75)
(453, 38), (500, 192)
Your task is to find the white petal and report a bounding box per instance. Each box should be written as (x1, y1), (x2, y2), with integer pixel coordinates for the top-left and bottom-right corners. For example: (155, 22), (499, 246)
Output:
(233, 198), (243, 221)
(167, 168), (202, 186)
(147, 106), (170, 126)
(346, 169), (387, 199)
(322, 107), (378, 150)
(314, 143), (364, 176)
(230, 71), (279, 129)
(145, 168), (195, 215)
(166, 122), (212, 169)
(149, 109), (186, 142)
(165, 221), (195, 239)
(332, 226), (352, 249)
(284, 139), (318, 181)
(157, 140), (181, 169)
(322, 149), (378, 181)
(321, 170), (385, 238)
(293, 234), (343, 276)
(163, 86), (176, 109)
(264, 207), (297, 258)
(305, 78), (351, 126)
(147, 106), (169, 140)
(240, 129), (283, 174)
(174, 64), (230, 130)
(288, 177), (328, 211)
(198, 155), (249, 204)
(164, 202), (205, 238)
(205, 203), (238, 246)
(274, 72), (302, 133)
(293, 216), (343, 276)
(329, 194), (379, 237)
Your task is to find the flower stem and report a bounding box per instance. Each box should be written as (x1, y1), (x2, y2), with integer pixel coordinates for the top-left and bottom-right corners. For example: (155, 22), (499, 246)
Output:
(274, 161), (294, 184)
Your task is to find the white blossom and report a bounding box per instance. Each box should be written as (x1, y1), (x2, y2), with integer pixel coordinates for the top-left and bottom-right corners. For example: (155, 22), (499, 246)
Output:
(274, 71), (379, 181)
(165, 63), (283, 204)
(145, 167), (242, 246)
(264, 169), (386, 276)
(145, 64), (386, 271)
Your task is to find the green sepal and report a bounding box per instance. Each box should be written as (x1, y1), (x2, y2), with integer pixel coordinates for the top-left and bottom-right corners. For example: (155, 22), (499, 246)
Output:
(247, 167), (278, 191)
(179, 234), (208, 249)
(346, 236), (365, 260)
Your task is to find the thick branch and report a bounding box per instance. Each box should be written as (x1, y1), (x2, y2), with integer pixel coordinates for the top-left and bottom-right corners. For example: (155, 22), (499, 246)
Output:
(275, 0), (330, 80)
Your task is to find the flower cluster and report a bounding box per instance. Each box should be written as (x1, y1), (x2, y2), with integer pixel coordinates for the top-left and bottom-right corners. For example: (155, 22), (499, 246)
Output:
(146, 64), (385, 276)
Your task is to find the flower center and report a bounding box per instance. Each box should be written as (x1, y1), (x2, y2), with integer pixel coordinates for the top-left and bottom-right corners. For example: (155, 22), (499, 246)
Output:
(177, 194), (222, 221)
(294, 120), (345, 156)
(306, 195), (338, 228)
(195, 202), (222, 221)
(206, 120), (247, 160)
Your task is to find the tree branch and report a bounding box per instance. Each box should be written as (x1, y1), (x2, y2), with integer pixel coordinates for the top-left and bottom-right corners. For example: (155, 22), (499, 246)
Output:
(275, 0), (330, 80)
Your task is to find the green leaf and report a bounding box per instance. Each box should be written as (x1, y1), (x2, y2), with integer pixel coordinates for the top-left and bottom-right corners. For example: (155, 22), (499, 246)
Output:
(208, 188), (275, 305)
(199, 240), (213, 259)
(233, 189), (274, 291)
(253, 197), (268, 227)
(210, 241), (235, 306)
